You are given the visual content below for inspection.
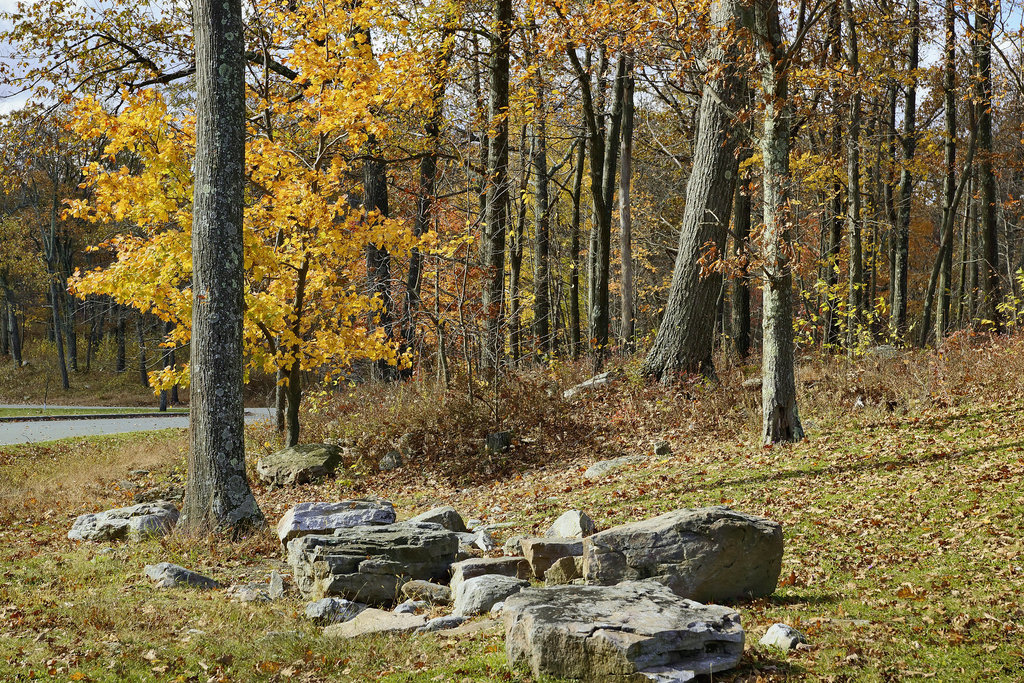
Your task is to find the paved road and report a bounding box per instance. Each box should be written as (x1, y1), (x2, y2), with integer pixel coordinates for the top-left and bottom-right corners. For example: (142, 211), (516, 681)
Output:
(0, 407), (274, 446)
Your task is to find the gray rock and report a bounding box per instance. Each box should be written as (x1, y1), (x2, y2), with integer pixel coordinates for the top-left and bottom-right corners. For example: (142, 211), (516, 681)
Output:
(276, 499), (395, 546)
(544, 556), (583, 586)
(582, 455), (647, 481)
(742, 377), (763, 391)
(287, 522), (458, 604)
(144, 562), (221, 590)
(545, 510), (597, 538)
(583, 506), (784, 602)
(394, 599), (428, 615)
(474, 528), (498, 551)
(865, 344), (900, 359)
(450, 556), (532, 595)
(229, 583), (270, 602)
(416, 616), (468, 633)
(486, 431), (513, 453)
(304, 597), (366, 625)
(134, 483), (184, 503)
(378, 450), (403, 471)
(490, 601), (506, 616)
(503, 535), (525, 556)
(401, 580), (451, 605)
(323, 608), (426, 638)
(268, 570), (285, 599)
(654, 440), (672, 456)
(521, 537), (584, 579)
(563, 371), (619, 400)
(452, 574), (529, 617)
(759, 623), (807, 651)
(69, 502), (178, 543)
(256, 443), (342, 486)
(503, 581), (744, 682)
(405, 505), (467, 533)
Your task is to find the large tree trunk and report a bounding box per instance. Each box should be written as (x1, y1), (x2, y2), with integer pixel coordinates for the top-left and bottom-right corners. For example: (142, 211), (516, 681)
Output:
(481, 0), (512, 372)
(891, 0), (919, 338)
(509, 126), (528, 364)
(935, 0), (958, 342)
(568, 135), (585, 358)
(618, 60), (636, 351)
(364, 137), (395, 381)
(756, 0), (804, 444)
(844, 0), (864, 347)
(731, 156), (752, 358)
(181, 0), (264, 534)
(49, 280), (70, 390)
(641, 0), (743, 380)
(974, 1), (1002, 330)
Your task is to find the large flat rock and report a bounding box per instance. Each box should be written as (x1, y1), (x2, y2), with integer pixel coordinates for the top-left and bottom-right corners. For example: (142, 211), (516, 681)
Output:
(504, 581), (743, 681)
(521, 537), (583, 579)
(287, 522), (458, 604)
(256, 443), (343, 486)
(69, 501), (178, 542)
(583, 506), (783, 602)
(276, 499), (395, 546)
(450, 556), (531, 594)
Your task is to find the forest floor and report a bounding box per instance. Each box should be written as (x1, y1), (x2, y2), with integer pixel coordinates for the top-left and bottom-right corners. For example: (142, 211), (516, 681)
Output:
(1, 333), (1023, 681)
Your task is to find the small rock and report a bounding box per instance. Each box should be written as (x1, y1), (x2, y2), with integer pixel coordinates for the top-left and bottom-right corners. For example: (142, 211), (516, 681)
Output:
(544, 556), (583, 586)
(447, 618), (501, 637)
(489, 601), (505, 616)
(228, 583), (270, 602)
(256, 443), (343, 486)
(323, 608), (426, 638)
(401, 580), (451, 605)
(503, 535), (525, 555)
(276, 499), (395, 546)
(545, 510), (597, 538)
(416, 616), (468, 633)
(69, 501), (178, 543)
(128, 469), (150, 477)
(759, 623), (808, 651)
(485, 431), (513, 454)
(393, 599), (427, 615)
(378, 450), (403, 471)
(563, 371), (619, 399)
(268, 570), (285, 599)
(654, 440), (672, 456)
(452, 575), (529, 617)
(521, 537), (584, 579)
(474, 528), (497, 551)
(582, 455), (646, 481)
(742, 377), (763, 391)
(450, 557), (531, 595)
(144, 563), (221, 590)
(117, 480), (138, 492)
(134, 483), (184, 503)
(304, 598), (366, 625)
(405, 505), (467, 533)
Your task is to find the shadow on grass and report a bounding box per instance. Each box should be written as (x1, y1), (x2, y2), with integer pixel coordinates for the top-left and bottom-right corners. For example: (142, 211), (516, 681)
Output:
(683, 440), (1024, 494)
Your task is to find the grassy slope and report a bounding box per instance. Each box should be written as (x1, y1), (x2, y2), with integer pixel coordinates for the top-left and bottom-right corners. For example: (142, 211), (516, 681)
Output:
(1, 335), (1023, 681)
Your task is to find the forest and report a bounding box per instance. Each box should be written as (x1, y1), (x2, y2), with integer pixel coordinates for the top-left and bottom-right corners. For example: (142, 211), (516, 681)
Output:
(1, 0), (1023, 680)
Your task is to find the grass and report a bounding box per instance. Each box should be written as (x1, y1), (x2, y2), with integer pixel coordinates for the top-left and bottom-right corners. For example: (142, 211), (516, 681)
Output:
(0, 407), (189, 417)
(2, 333), (1024, 680)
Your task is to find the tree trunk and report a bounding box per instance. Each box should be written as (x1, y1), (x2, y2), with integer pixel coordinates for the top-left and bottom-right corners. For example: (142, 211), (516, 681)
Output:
(6, 297), (20, 366)
(756, 0), (804, 444)
(936, 0), (957, 342)
(115, 306), (126, 372)
(844, 0), (864, 347)
(364, 137), (395, 381)
(136, 314), (149, 387)
(181, 0), (264, 534)
(731, 156), (752, 358)
(618, 59), (636, 351)
(891, 0), (919, 338)
(50, 279), (70, 390)
(641, 0), (743, 380)
(509, 126), (528, 364)
(481, 0), (512, 372)
(569, 135), (585, 358)
(974, 2), (1002, 330)
(532, 79), (552, 358)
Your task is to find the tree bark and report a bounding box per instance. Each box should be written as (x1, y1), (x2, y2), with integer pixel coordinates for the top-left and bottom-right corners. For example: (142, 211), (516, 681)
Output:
(891, 0), (919, 338)
(115, 306), (126, 372)
(843, 0), (864, 347)
(136, 314), (149, 388)
(532, 83), (552, 358)
(181, 0), (264, 534)
(364, 137), (395, 381)
(935, 0), (957, 341)
(973, 1), (1002, 330)
(641, 0), (744, 380)
(569, 135), (585, 359)
(756, 0), (804, 444)
(618, 59), (636, 351)
(731, 156), (752, 357)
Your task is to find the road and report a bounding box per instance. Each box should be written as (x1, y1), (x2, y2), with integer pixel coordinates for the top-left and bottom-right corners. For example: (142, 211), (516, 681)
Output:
(0, 407), (274, 446)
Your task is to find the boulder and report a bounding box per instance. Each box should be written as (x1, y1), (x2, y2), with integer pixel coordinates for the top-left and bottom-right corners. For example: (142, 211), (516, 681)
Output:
(654, 441), (672, 456)
(323, 608), (427, 638)
(287, 522), (459, 604)
(144, 563), (221, 590)
(228, 583), (270, 602)
(452, 575), (529, 617)
(268, 570), (285, 599)
(521, 537), (583, 579)
(405, 505), (467, 533)
(503, 581), (744, 682)
(544, 556), (583, 586)
(256, 443), (342, 486)
(304, 598), (366, 625)
(417, 616), (469, 633)
(134, 482), (184, 503)
(378, 450), (403, 471)
(401, 580), (451, 605)
(486, 431), (513, 453)
(759, 623), (807, 651)
(450, 557), (532, 595)
(276, 499), (395, 546)
(503, 535), (525, 556)
(563, 371), (619, 400)
(69, 501), (178, 542)
(583, 455), (646, 481)
(474, 528), (498, 551)
(393, 599), (428, 615)
(545, 510), (597, 538)
(583, 506), (783, 602)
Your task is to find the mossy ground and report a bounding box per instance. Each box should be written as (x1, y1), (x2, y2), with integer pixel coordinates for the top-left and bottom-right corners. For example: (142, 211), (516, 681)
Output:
(2, 334), (1023, 681)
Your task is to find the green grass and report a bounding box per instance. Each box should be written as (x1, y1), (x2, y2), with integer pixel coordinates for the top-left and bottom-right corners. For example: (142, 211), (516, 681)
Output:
(2, 338), (1024, 681)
